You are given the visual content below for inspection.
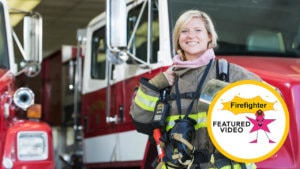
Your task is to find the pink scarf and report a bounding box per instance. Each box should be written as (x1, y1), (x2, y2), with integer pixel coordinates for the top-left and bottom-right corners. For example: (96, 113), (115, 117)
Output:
(173, 48), (215, 68)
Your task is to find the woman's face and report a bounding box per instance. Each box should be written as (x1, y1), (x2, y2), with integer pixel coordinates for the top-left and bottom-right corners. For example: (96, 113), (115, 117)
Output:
(178, 17), (212, 60)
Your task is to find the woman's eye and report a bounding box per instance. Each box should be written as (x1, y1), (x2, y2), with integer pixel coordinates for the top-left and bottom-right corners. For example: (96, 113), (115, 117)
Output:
(181, 30), (188, 33)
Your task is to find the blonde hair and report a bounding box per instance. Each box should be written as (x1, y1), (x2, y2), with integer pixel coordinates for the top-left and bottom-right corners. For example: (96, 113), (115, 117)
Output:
(173, 10), (218, 60)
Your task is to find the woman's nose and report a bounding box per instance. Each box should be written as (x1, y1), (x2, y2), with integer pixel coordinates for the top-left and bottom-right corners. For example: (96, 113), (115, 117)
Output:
(186, 30), (196, 38)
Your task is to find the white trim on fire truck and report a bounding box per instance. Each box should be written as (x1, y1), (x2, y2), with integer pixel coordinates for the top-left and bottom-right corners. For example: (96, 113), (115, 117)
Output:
(83, 130), (148, 163)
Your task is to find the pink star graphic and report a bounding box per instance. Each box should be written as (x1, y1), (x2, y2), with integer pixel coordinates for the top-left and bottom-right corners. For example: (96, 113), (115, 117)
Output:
(246, 116), (275, 133)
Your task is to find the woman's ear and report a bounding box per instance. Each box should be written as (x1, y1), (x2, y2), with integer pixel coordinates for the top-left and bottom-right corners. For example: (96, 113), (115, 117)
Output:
(207, 40), (212, 49)
(207, 34), (213, 48)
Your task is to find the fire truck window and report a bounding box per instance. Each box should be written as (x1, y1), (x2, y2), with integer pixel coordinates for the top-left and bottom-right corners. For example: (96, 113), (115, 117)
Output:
(91, 27), (106, 79)
(292, 24), (300, 55)
(63, 60), (76, 94)
(127, 2), (159, 64)
(0, 3), (9, 69)
(168, 0), (300, 58)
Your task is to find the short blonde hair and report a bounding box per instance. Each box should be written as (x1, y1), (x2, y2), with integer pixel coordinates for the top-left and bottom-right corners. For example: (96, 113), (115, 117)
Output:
(173, 10), (218, 57)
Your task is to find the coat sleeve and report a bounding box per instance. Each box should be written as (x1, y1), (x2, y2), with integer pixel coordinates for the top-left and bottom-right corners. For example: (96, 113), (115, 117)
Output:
(129, 77), (161, 134)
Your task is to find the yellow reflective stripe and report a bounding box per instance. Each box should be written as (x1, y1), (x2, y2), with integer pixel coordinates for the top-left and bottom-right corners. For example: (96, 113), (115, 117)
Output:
(162, 162), (255, 169)
(165, 112), (207, 131)
(161, 163), (167, 169)
(219, 163), (252, 169)
(246, 163), (257, 169)
(134, 88), (159, 112)
(161, 162), (178, 169)
(222, 164), (240, 169)
(195, 112), (207, 129)
(165, 114), (185, 131)
(210, 163), (256, 169)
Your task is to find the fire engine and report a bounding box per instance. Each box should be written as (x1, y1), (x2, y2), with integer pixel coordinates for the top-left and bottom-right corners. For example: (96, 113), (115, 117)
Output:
(46, 0), (300, 169)
(0, 0), (55, 169)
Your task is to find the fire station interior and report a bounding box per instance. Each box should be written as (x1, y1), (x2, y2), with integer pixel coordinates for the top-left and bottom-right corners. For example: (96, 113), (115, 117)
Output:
(9, 0), (300, 169)
(10, 0), (106, 168)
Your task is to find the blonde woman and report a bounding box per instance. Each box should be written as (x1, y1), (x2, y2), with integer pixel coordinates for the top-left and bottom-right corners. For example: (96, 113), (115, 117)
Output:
(130, 10), (259, 169)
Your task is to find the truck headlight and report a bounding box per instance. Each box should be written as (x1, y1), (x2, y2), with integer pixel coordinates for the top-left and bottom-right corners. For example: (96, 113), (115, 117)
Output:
(17, 131), (48, 161)
(13, 87), (34, 110)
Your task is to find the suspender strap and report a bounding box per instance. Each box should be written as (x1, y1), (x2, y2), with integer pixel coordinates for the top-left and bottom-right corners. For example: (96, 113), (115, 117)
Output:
(168, 92), (198, 100)
(175, 60), (213, 118)
(216, 58), (229, 82)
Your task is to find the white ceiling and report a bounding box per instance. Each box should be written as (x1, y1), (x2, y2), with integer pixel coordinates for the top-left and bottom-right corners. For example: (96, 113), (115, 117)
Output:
(14, 0), (106, 57)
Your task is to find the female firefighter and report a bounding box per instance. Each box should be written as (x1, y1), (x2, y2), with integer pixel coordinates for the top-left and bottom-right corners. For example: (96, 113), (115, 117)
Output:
(130, 9), (260, 169)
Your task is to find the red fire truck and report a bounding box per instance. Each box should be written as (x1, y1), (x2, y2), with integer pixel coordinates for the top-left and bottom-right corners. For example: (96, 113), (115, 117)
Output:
(0, 0), (55, 169)
(47, 0), (300, 169)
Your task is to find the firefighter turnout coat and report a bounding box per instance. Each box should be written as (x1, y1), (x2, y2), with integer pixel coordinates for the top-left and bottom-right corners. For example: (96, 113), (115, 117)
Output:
(130, 57), (261, 169)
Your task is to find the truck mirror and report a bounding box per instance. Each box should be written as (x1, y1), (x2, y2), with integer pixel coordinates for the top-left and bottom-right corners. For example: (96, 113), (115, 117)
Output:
(107, 0), (127, 48)
(23, 13), (43, 77)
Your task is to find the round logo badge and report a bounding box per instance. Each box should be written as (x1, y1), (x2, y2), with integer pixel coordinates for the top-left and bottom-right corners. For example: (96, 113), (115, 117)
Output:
(207, 80), (289, 163)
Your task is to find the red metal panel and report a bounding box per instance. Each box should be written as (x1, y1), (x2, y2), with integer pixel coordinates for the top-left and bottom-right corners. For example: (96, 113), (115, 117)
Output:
(3, 120), (55, 169)
(41, 50), (63, 126)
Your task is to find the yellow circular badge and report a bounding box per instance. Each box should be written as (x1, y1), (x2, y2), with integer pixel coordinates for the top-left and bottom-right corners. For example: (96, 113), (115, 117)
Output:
(207, 80), (289, 163)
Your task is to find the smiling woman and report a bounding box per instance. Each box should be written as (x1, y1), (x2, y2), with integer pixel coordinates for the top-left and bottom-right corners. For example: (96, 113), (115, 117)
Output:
(130, 8), (262, 169)
(174, 10), (216, 61)
(178, 17), (211, 60)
